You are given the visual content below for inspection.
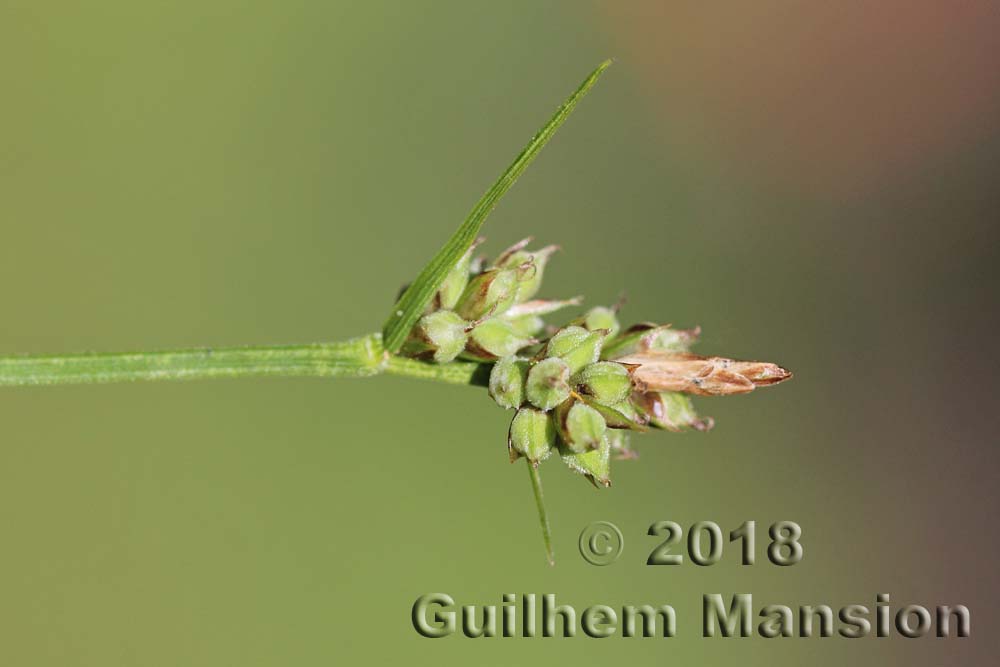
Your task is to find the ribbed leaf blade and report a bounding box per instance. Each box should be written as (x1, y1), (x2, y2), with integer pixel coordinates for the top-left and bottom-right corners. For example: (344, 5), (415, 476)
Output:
(381, 60), (612, 353)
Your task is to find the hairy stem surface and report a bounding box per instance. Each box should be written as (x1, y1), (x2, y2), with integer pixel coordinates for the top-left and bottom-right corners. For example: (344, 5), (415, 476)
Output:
(0, 333), (488, 388)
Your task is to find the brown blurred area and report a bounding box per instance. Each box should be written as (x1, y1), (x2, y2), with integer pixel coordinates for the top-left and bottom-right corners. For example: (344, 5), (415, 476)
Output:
(603, 1), (1000, 194)
(602, 4), (1000, 663)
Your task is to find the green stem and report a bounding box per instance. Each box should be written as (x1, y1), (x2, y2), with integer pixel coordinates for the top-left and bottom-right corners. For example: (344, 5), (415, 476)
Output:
(0, 333), (488, 388)
(382, 353), (488, 386)
(527, 459), (555, 566)
(2, 333), (554, 563)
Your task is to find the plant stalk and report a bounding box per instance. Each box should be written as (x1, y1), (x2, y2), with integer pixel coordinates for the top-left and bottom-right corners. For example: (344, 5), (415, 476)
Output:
(527, 459), (555, 566)
(0, 333), (489, 388)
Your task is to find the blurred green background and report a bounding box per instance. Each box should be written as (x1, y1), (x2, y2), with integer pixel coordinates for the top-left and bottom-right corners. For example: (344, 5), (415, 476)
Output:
(2, 1), (998, 664)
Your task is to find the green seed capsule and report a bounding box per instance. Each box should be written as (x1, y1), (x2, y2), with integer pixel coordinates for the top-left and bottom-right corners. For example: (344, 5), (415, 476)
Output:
(488, 356), (529, 409)
(546, 325), (589, 356)
(525, 357), (571, 411)
(404, 310), (468, 363)
(559, 433), (611, 487)
(507, 314), (546, 338)
(455, 268), (519, 321)
(465, 318), (534, 361)
(502, 297), (582, 339)
(634, 391), (714, 432)
(575, 361), (632, 405)
(580, 306), (620, 339)
(601, 323), (699, 360)
(509, 407), (556, 464)
(554, 400), (607, 453)
(606, 399), (645, 426)
(496, 241), (558, 303)
(437, 238), (483, 310)
(584, 397), (648, 431)
(546, 326), (606, 374)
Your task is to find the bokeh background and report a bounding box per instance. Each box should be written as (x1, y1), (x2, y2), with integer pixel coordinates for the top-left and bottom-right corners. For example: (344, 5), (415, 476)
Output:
(2, 1), (998, 665)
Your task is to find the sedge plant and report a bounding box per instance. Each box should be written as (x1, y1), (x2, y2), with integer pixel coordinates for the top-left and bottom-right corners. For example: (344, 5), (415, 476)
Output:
(0, 61), (791, 564)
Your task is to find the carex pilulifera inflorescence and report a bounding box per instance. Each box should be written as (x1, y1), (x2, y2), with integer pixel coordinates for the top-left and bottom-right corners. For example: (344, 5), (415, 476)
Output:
(0, 61), (788, 565)
(400, 237), (793, 489)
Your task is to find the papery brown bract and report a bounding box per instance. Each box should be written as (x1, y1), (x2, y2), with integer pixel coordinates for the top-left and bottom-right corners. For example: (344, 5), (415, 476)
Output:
(616, 351), (792, 396)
